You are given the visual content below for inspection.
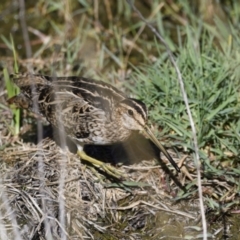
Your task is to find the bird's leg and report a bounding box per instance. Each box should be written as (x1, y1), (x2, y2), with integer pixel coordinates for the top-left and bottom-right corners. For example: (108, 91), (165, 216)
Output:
(77, 150), (125, 179)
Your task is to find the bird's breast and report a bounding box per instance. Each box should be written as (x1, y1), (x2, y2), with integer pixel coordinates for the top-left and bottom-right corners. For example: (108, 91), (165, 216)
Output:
(72, 117), (132, 145)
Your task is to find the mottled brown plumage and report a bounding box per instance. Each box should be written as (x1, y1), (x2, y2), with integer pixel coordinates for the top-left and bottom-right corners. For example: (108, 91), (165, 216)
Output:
(8, 73), (180, 177)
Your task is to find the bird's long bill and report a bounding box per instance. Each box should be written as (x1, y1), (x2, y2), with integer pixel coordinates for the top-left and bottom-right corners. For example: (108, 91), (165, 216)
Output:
(144, 126), (180, 172)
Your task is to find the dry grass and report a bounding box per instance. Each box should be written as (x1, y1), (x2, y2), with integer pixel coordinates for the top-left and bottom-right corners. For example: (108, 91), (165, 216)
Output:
(0, 138), (198, 239)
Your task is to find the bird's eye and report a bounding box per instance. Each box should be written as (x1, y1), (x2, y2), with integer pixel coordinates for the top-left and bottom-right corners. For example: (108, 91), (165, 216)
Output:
(128, 109), (134, 116)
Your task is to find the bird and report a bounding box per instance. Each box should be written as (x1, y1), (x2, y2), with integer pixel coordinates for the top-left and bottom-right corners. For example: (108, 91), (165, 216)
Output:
(8, 73), (180, 178)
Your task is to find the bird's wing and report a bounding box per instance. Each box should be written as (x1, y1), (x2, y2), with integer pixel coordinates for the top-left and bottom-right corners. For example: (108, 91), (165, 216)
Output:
(11, 73), (126, 118)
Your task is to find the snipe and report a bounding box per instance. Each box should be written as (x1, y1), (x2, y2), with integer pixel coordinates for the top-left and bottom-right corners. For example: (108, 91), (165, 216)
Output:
(8, 73), (180, 178)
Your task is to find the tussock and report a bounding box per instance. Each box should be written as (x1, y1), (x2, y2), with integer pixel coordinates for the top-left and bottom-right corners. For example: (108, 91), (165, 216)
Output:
(0, 138), (196, 239)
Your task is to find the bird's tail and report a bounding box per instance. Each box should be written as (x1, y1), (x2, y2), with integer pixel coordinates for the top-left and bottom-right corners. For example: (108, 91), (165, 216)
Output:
(10, 73), (49, 87)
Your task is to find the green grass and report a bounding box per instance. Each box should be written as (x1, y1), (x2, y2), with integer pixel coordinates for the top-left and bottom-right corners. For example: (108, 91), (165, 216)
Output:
(2, 35), (20, 135)
(127, 23), (240, 204)
(3, 68), (20, 136)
